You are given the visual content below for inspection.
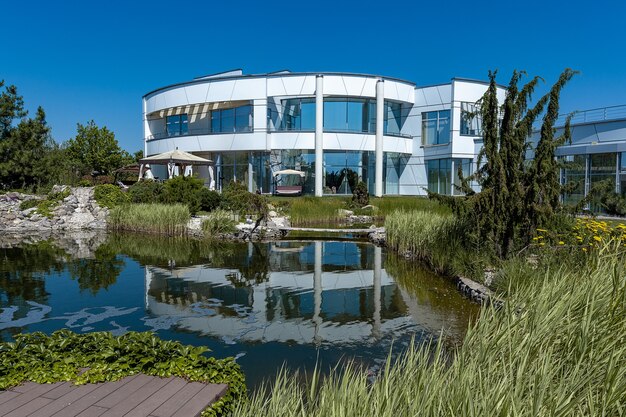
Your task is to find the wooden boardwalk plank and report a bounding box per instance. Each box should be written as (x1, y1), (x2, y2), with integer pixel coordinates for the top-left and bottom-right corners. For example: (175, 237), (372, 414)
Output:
(123, 378), (188, 417)
(99, 377), (171, 417)
(149, 382), (205, 417)
(94, 374), (153, 409)
(41, 383), (76, 400)
(0, 392), (20, 407)
(0, 382), (63, 415)
(10, 383), (40, 394)
(28, 384), (100, 417)
(2, 397), (51, 417)
(47, 377), (140, 417)
(74, 407), (107, 417)
(170, 384), (228, 417)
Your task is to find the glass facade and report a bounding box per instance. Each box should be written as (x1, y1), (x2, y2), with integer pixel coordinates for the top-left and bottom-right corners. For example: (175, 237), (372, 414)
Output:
(427, 158), (472, 195)
(460, 102), (482, 136)
(323, 151), (374, 195)
(166, 114), (188, 136)
(384, 101), (402, 136)
(219, 152), (250, 190)
(323, 98), (376, 133)
(589, 153), (616, 187)
(621, 152), (626, 196)
(561, 155), (586, 205)
(211, 105), (253, 133)
(422, 110), (450, 145)
(275, 149), (316, 194)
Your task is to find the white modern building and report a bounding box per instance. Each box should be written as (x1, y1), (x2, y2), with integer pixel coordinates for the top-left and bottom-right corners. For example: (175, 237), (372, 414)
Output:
(143, 69), (505, 196)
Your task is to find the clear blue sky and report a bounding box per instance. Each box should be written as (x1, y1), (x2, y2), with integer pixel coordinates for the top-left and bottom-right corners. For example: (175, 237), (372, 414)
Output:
(2, 0), (626, 152)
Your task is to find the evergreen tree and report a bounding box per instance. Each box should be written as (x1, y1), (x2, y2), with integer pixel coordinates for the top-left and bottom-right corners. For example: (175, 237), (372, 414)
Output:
(429, 69), (576, 258)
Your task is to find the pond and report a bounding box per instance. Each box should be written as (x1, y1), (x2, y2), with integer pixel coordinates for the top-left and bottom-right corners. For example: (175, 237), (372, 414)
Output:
(0, 232), (478, 388)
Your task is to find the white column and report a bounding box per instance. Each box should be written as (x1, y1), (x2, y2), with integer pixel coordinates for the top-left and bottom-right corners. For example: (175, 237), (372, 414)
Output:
(375, 80), (384, 197)
(142, 98), (149, 157)
(248, 152), (254, 193)
(372, 245), (382, 339)
(315, 75), (324, 197)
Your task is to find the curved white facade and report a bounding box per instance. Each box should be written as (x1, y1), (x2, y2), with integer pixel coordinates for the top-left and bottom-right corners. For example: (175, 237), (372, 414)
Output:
(144, 70), (498, 195)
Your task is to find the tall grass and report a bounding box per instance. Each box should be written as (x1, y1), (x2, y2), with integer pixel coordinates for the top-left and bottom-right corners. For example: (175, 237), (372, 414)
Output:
(236, 243), (626, 417)
(365, 196), (451, 217)
(202, 209), (236, 237)
(289, 197), (345, 226)
(108, 203), (190, 236)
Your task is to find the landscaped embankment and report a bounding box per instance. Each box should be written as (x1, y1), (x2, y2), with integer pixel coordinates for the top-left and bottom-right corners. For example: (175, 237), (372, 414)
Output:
(236, 242), (626, 416)
(0, 186), (107, 231)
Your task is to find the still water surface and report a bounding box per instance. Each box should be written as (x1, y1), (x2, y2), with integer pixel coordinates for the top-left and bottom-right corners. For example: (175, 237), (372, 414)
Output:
(0, 232), (478, 388)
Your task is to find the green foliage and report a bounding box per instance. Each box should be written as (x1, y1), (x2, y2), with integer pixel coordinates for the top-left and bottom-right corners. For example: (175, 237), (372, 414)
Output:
(27, 188), (72, 218)
(161, 176), (205, 215)
(237, 243), (626, 417)
(108, 203), (190, 236)
(220, 181), (268, 218)
(202, 209), (236, 237)
(429, 69), (577, 258)
(0, 330), (245, 417)
(588, 179), (626, 216)
(199, 188), (222, 212)
(289, 197), (344, 226)
(65, 120), (129, 176)
(19, 199), (39, 211)
(350, 181), (369, 207)
(128, 180), (164, 204)
(94, 184), (130, 209)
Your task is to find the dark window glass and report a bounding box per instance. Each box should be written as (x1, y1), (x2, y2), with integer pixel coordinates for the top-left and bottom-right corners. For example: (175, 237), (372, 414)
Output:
(300, 100), (316, 130)
(324, 100), (346, 131)
(422, 110), (450, 145)
(460, 102), (482, 136)
(166, 114), (188, 137)
(235, 105), (252, 132)
(211, 111), (221, 132)
(384, 101), (401, 135)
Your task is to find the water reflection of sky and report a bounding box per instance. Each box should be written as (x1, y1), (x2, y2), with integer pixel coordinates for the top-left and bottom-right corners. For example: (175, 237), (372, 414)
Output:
(0, 237), (478, 388)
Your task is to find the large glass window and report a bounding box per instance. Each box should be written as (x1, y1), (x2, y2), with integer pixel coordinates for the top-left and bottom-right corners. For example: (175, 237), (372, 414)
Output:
(460, 102), (482, 136)
(211, 105), (253, 133)
(621, 152), (626, 196)
(323, 151), (373, 194)
(427, 159), (451, 195)
(279, 98), (316, 131)
(422, 110), (450, 145)
(323, 98), (377, 134)
(590, 153), (616, 187)
(452, 158), (472, 195)
(561, 155), (586, 205)
(219, 151), (250, 190)
(384, 101), (402, 136)
(166, 114), (188, 137)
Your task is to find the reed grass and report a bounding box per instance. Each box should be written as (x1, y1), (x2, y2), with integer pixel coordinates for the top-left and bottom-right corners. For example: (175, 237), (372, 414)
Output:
(202, 209), (237, 237)
(289, 197), (345, 226)
(108, 203), (190, 236)
(236, 242), (626, 417)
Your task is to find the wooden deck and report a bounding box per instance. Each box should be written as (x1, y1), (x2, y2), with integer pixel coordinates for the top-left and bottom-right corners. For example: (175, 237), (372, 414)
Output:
(0, 375), (227, 417)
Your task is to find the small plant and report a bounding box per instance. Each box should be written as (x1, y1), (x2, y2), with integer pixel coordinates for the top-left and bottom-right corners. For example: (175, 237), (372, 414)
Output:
(202, 209), (236, 237)
(19, 199), (39, 211)
(220, 181), (268, 218)
(94, 184), (130, 209)
(351, 181), (369, 207)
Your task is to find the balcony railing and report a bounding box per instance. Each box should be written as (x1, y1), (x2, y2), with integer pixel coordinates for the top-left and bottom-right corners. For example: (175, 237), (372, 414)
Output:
(146, 126), (253, 141)
(267, 126), (413, 139)
(555, 104), (626, 127)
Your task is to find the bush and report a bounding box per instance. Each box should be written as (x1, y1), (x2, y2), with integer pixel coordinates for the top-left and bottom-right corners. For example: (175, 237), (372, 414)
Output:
(108, 203), (190, 236)
(128, 180), (163, 204)
(161, 176), (204, 215)
(0, 330), (245, 417)
(199, 188), (222, 212)
(94, 184), (130, 209)
(351, 181), (369, 207)
(202, 209), (236, 237)
(19, 199), (39, 211)
(220, 181), (268, 218)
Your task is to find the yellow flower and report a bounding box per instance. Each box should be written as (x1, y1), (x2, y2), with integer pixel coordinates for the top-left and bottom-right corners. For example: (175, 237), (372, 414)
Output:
(537, 228), (548, 233)
(558, 241), (565, 245)
(593, 236), (602, 242)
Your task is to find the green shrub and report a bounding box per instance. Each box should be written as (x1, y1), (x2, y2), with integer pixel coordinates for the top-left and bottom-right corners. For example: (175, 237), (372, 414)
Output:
(94, 184), (130, 209)
(199, 188), (222, 212)
(29, 188), (72, 218)
(19, 199), (39, 211)
(202, 209), (236, 237)
(220, 181), (268, 218)
(161, 176), (204, 215)
(0, 330), (245, 417)
(351, 181), (369, 207)
(128, 180), (164, 204)
(108, 203), (190, 235)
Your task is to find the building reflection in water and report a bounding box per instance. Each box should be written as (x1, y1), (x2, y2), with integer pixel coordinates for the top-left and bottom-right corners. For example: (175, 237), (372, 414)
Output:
(145, 241), (468, 347)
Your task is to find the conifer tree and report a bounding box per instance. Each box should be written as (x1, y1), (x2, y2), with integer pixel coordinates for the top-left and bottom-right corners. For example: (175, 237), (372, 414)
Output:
(429, 69), (576, 258)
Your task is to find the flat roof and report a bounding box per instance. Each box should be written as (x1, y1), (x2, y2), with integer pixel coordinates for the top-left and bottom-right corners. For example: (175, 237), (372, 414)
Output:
(143, 71), (418, 98)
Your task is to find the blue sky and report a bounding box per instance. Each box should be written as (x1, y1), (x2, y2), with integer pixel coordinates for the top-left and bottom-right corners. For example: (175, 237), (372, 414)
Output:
(2, 0), (626, 152)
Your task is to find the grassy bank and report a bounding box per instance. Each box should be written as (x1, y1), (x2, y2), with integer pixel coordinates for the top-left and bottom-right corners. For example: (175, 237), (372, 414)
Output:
(271, 195), (450, 226)
(236, 242), (626, 416)
(108, 203), (190, 236)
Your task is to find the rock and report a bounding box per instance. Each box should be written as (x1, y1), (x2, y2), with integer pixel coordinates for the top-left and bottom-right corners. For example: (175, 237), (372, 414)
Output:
(51, 185), (69, 194)
(268, 210), (277, 217)
(338, 209), (354, 216)
(361, 205), (379, 211)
